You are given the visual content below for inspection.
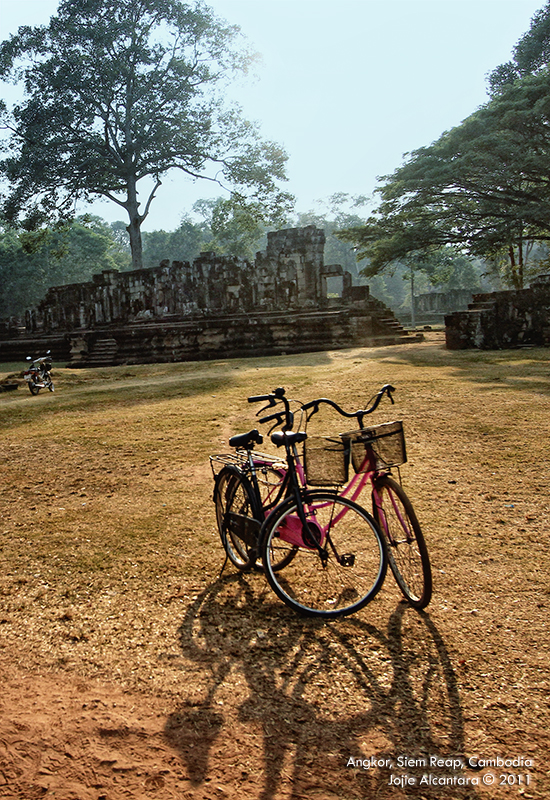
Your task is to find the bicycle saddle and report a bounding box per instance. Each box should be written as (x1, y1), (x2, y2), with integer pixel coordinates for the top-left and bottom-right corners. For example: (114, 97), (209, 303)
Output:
(270, 430), (308, 447)
(229, 429), (263, 449)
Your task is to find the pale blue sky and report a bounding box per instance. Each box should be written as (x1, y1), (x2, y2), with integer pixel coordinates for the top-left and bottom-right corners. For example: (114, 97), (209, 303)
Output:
(0, 0), (545, 229)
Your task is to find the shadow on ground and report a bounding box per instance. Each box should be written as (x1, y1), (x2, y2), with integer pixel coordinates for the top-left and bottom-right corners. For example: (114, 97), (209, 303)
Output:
(353, 335), (550, 397)
(166, 573), (480, 799)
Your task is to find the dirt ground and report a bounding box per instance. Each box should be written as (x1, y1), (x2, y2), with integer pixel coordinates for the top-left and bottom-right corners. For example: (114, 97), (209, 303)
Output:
(0, 332), (549, 800)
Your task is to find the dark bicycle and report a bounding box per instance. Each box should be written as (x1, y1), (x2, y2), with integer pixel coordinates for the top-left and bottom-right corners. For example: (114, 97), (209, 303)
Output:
(211, 387), (402, 617)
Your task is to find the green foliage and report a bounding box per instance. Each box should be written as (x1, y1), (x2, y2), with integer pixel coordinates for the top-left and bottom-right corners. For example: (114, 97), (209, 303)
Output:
(191, 193), (293, 260)
(142, 218), (205, 268)
(488, 2), (550, 93)
(0, 217), (130, 317)
(192, 198), (266, 259)
(338, 69), (550, 289)
(401, 249), (482, 292)
(0, 0), (291, 269)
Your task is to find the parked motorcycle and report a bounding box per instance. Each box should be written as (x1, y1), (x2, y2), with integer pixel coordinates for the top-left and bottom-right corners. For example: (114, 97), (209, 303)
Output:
(23, 351), (54, 395)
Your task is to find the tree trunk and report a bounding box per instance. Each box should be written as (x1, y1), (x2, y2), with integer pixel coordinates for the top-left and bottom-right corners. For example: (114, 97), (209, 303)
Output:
(518, 234), (524, 290)
(508, 245), (520, 290)
(126, 212), (144, 271)
(410, 266), (416, 329)
(123, 173), (144, 270)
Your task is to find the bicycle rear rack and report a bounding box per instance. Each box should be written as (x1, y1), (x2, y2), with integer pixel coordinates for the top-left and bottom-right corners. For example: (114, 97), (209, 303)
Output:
(209, 450), (286, 478)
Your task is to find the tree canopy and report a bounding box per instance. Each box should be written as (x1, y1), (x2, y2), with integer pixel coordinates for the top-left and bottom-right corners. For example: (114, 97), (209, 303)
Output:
(336, 3), (550, 291)
(338, 66), (550, 289)
(0, 0), (291, 269)
(488, 2), (550, 94)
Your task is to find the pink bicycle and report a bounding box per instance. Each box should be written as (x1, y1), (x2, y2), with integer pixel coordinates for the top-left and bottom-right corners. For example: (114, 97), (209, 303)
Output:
(301, 396), (432, 610)
(210, 386), (431, 617)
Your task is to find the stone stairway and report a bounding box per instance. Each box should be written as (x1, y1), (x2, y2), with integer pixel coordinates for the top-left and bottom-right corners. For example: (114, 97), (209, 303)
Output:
(369, 297), (420, 341)
(87, 338), (119, 367)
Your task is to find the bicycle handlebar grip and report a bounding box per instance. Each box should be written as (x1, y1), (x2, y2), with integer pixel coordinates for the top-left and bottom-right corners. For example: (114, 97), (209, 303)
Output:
(383, 384), (396, 403)
(259, 412), (284, 424)
(248, 394), (273, 403)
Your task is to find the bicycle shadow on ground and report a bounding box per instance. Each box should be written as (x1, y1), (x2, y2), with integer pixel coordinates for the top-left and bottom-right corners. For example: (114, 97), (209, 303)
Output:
(165, 573), (480, 800)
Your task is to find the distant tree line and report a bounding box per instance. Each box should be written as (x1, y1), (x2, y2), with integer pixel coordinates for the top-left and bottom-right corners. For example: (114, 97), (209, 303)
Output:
(0, 216), (130, 317)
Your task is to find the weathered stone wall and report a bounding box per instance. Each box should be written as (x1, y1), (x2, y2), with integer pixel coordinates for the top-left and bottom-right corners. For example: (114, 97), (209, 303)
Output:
(1, 225), (423, 365)
(27, 225), (343, 333)
(415, 289), (474, 315)
(445, 275), (550, 349)
(66, 307), (389, 366)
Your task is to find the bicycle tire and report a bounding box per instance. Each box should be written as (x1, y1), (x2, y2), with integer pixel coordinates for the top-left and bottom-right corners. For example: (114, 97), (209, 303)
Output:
(213, 466), (261, 571)
(260, 490), (387, 618)
(372, 475), (432, 609)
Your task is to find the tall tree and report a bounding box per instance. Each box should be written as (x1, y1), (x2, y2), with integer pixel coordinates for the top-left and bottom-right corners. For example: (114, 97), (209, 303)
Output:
(338, 69), (550, 289)
(0, 0), (290, 269)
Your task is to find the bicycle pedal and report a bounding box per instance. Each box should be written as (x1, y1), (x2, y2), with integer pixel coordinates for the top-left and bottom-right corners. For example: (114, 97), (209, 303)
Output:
(339, 553), (355, 567)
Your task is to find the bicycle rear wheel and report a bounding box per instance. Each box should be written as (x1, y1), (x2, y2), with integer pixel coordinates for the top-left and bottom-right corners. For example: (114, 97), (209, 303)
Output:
(372, 475), (432, 609)
(260, 491), (387, 618)
(213, 466), (260, 571)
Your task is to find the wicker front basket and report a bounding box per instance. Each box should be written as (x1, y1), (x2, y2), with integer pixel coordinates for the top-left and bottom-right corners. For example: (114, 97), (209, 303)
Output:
(342, 421), (407, 473)
(304, 436), (349, 486)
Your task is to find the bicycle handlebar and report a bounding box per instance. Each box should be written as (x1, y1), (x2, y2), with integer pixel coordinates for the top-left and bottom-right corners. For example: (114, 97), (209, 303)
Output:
(248, 393), (275, 405)
(258, 411), (287, 425)
(248, 387), (293, 430)
(248, 387), (285, 405)
(301, 384), (396, 427)
(246, 383), (395, 432)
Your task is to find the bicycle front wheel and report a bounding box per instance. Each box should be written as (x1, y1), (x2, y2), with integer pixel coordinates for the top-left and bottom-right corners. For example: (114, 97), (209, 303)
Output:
(372, 476), (432, 609)
(260, 491), (387, 618)
(213, 466), (260, 571)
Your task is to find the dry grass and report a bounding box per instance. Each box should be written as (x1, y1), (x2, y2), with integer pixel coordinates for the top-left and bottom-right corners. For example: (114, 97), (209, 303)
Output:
(0, 331), (549, 799)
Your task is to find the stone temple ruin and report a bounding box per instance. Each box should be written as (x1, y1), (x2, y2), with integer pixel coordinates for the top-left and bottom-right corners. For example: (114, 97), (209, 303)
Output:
(1, 225), (420, 366)
(445, 274), (550, 349)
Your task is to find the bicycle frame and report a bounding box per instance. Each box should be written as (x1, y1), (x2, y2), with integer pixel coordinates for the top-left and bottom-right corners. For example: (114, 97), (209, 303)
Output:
(214, 384), (398, 557)
(246, 443), (325, 550)
(239, 450), (292, 513)
(248, 439), (383, 553)
(212, 383), (431, 613)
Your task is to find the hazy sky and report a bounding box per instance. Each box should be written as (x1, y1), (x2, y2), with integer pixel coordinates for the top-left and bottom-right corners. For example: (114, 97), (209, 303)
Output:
(0, 0), (545, 230)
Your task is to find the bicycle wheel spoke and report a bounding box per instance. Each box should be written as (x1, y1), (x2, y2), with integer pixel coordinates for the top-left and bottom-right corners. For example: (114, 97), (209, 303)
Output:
(261, 492), (386, 617)
(373, 476), (432, 609)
